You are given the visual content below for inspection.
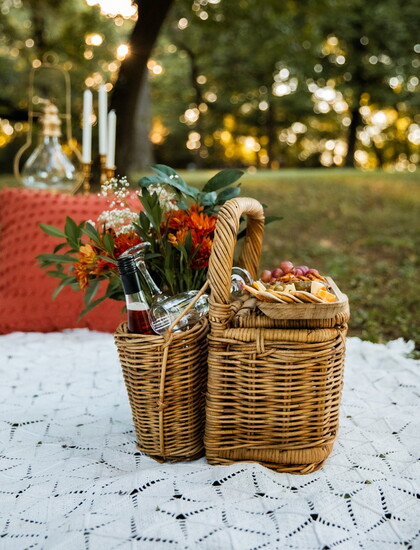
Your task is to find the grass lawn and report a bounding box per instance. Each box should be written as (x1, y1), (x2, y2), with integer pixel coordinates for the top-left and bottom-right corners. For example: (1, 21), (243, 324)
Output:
(2, 168), (419, 349)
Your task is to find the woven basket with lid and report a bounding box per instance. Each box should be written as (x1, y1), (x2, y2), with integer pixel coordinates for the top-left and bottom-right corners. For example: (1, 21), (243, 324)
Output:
(205, 197), (349, 474)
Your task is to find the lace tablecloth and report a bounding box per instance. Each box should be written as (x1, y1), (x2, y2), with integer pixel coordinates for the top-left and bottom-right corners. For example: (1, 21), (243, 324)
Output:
(0, 330), (419, 550)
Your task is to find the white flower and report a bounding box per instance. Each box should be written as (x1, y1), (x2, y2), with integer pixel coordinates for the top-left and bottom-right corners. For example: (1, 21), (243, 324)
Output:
(96, 208), (138, 236)
(139, 183), (178, 212)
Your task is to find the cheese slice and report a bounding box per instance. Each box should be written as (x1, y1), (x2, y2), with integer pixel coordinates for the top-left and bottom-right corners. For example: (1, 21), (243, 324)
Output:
(310, 280), (325, 295)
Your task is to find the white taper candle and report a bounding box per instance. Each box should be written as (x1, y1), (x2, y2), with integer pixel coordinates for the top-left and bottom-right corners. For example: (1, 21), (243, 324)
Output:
(106, 110), (116, 168)
(82, 89), (92, 163)
(98, 85), (108, 156)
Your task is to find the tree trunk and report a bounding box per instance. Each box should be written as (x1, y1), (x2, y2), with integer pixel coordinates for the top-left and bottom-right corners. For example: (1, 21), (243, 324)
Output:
(177, 42), (205, 168)
(110, 0), (174, 175)
(131, 76), (154, 172)
(345, 96), (362, 167)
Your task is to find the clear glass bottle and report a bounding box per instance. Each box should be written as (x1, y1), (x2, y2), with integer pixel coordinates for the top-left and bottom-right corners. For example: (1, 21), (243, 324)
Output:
(230, 266), (254, 296)
(22, 101), (78, 193)
(119, 242), (163, 305)
(117, 255), (154, 335)
(148, 291), (209, 335)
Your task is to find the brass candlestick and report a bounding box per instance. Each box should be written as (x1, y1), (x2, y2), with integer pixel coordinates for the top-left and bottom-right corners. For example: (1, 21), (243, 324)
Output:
(82, 162), (92, 195)
(105, 166), (116, 180)
(99, 154), (107, 185)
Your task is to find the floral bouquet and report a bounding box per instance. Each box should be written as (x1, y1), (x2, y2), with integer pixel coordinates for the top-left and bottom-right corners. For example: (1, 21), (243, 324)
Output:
(37, 165), (270, 316)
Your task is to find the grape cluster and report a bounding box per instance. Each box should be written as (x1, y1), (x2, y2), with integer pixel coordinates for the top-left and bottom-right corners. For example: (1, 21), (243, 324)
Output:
(260, 261), (320, 283)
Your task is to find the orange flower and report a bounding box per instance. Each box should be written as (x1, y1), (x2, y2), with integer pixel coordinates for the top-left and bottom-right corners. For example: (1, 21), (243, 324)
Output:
(74, 243), (97, 289)
(164, 204), (217, 268)
(191, 235), (213, 269)
(188, 204), (217, 234)
(113, 233), (141, 258)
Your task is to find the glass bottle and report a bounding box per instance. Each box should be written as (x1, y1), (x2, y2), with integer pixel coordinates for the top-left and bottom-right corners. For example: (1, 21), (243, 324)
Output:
(119, 242), (163, 305)
(117, 255), (154, 335)
(22, 101), (78, 193)
(148, 291), (209, 335)
(230, 266), (254, 296)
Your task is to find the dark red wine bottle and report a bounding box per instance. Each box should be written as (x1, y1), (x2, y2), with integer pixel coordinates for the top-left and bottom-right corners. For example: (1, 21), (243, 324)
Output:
(117, 255), (154, 335)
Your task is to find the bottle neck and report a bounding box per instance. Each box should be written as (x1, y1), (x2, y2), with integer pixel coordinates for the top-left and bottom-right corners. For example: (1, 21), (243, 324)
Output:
(39, 135), (60, 145)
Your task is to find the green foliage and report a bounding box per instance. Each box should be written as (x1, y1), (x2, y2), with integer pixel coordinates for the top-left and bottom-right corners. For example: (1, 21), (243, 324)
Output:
(37, 218), (124, 314)
(138, 164), (245, 215)
(150, 0), (419, 169)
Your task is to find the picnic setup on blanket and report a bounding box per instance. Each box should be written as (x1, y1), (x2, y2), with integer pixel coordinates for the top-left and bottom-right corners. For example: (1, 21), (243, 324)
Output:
(1, 168), (418, 549)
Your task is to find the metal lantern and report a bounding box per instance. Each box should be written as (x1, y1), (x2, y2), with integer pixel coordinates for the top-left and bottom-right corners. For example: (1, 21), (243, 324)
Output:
(14, 54), (84, 194)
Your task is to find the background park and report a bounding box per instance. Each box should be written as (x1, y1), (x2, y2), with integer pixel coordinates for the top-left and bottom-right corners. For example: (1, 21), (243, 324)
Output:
(0, 0), (419, 348)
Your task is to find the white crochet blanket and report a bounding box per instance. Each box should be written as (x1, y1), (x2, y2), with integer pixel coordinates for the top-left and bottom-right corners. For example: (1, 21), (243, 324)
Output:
(0, 330), (419, 550)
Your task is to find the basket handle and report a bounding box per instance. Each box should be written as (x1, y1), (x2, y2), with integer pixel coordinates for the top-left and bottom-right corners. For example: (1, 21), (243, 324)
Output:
(208, 197), (265, 311)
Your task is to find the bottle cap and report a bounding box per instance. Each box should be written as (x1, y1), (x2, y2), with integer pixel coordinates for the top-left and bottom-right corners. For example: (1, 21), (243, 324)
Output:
(118, 256), (141, 295)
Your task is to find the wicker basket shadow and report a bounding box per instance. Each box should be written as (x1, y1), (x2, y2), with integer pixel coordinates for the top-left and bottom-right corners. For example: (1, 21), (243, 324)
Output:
(114, 316), (208, 462)
(205, 197), (349, 474)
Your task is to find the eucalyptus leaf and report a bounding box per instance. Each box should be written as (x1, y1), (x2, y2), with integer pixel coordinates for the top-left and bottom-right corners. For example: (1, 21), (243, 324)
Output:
(151, 165), (198, 199)
(202, 169), (244, 192)
(197, 191), (218, 207)
(137, 175), (170, 188)
(216, 186), (241, 203)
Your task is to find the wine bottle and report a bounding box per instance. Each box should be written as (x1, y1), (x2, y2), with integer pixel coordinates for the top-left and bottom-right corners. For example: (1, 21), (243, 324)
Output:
(117, 255), (154, 335)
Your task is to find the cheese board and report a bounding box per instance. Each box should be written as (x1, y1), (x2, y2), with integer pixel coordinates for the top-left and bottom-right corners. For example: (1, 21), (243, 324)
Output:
(257, 277), (349, 320)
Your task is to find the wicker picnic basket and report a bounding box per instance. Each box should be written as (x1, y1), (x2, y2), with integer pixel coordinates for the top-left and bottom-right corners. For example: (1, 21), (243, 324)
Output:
(205, 197), (349, 474)
(114, 287), (209, 462)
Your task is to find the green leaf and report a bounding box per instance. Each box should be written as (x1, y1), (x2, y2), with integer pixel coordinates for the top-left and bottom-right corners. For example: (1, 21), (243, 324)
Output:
(151, 165), (199, 199)
(103, 232), (115, 255)
(52, 276), (75, 299)
(84, 279), (100, 306)
(82, 223), (101, 245)
(265, 215), (283, 225)
(152, 164), (182, 178)
(78, 295), (107, 319)
(97, 255), (118, 265)
(137, 175), (168, 188)
(139, 211), (150, 233)
(53, 242), (68, 254)
(184, 231), (193, 256)
(216, 186), (241, 204)
(202, 169), (244, 192)
(64, 216), (80, 245)
(177, 200), (189, 210)
(45, 270), (71, 279)
(39, 223), (67, 238)
(133, 223), (151, 242)
(197, 191), (218, 208)
(36, 253), (77, 264)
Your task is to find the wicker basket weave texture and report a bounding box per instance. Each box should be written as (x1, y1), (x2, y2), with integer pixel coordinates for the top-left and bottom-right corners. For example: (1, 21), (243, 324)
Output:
(205, 197), (349, 474)
(114, 317), (208, 462)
